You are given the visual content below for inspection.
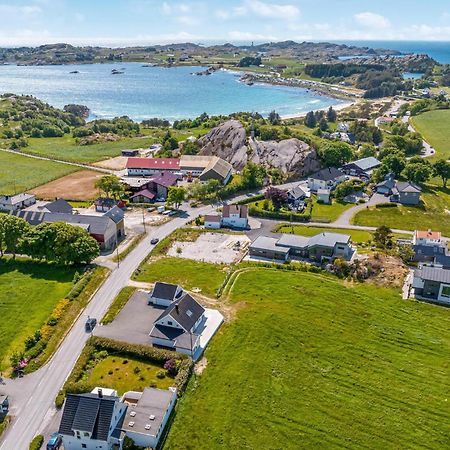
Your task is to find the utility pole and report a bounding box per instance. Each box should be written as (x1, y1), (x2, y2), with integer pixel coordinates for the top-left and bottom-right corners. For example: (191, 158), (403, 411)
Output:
(142, 208), (147, 233)
(115, 235), (120, 268)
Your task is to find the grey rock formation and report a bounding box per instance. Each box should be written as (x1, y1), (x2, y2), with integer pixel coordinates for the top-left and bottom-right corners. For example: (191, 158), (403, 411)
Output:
(198, 119), (321, 178)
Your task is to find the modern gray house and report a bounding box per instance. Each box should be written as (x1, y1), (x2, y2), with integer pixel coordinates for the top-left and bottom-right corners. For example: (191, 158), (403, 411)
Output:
(412, 266), (450, 304)
(342, 156), (381, 178)
(391, 181), (422, 205)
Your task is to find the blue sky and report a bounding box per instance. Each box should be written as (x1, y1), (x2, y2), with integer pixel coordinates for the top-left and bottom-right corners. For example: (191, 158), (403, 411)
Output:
(1, 0), (450, 46)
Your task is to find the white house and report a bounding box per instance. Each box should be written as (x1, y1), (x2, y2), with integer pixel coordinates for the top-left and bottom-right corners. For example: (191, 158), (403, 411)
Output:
(317, 188), (331, 204)
(204, 215), (222, 229)
(413, 230), (442, 247)
(0, 193), (35, 212)
(221, 204), (248, 229)
(148, 282), (184, 307)
(149, 293), (206, 357)
(307, 167), (346, 192)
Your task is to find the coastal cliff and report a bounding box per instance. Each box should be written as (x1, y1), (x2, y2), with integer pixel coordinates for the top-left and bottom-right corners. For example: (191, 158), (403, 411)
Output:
(198, 120), (321, 178)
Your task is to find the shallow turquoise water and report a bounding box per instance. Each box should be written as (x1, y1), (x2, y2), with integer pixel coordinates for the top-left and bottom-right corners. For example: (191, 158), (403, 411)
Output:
(0, 63), (342, 121)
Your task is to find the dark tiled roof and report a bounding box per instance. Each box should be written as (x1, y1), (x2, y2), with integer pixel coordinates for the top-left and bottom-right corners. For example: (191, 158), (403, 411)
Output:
(104, 206), (124, 224)
(151, 282), (182, 301)
(396, 181), (422, 193)
(156, 293), (204, 332)
(95, 197), (117, 207)
(45, 198), (73, 214)
(130, 189), (156, 200)
(309, 167), (344, 182)
(151, 172), (179, 188)
(223, 204), (248, 218)
(150, 325), (199, 350)
(59, 393), (120, 441)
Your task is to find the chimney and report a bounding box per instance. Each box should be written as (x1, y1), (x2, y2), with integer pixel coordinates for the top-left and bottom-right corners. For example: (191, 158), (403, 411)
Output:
(98, 388), (103, 398)
(175, 304), (179, 314)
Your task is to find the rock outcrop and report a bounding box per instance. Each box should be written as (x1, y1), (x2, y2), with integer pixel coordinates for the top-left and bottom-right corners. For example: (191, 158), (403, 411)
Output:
(198, 120), (321, 178)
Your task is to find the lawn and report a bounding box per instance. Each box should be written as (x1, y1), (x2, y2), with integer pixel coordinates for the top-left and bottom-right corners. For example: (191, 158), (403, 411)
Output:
(352, 185), (450, 236)
(0, 259), (76, 371)
(0, 150), (79, 195)
(310, 196), (354, 222)
(165, 268), (450, 449)
(134, 257), (227, 297)
(87, 355), (174, 395)
(411, 109), (450, 161)
(101, 287), (136, 325)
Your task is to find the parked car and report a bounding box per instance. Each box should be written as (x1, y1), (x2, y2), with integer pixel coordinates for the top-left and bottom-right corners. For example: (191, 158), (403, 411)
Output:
(150, 238), (159, 245)
(47, 432), (62, 450)
(85, 317), (97, 332)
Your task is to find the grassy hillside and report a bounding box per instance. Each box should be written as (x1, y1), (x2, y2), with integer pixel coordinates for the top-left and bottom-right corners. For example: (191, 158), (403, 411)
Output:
(0, 150), (79, 194)
(165, 268), (450, 449)
(411, 110), (450, 161)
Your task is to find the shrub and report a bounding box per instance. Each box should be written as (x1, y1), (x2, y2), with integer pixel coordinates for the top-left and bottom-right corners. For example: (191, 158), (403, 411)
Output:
(156, 370), (166, 379)
(29, 435), (44, 450)
(164, 358), (178, 376)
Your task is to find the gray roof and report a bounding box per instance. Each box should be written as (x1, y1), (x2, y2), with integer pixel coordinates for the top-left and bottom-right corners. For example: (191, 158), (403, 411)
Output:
(317, 188), (331, 195)
(45, 198), (73, 214)
(104, 206), (124, 224)
(0, 193), (35, 205)
(416, 266), (450, 283)
(276, 234), (310, 249)
(151, 282), (183, 301)
(308, 232), (351, 248)
(396, 181), (422, 193)
(156, 293), (205, 332)
(150, 325), (199, 350)
(250, 236), (290, 254)
(346, 157), (381, 171)
(376, 178), (396, 190)
(288, 186), (307, 200)
(309, 167), (344, 182)
(59, 393), (120, 440)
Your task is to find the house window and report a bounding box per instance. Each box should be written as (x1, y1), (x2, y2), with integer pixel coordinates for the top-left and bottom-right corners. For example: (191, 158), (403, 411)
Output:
(168, 321), (173, 326)
(441, 286), (450, 298)
(82, 445), (87, 449)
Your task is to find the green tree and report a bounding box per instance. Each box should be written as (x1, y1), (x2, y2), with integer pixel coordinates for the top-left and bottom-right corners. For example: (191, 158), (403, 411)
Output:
(95, 175), (126, 199)
(166, 186), (186, 209)
(359, 144), (377, 158)
(326, 106), (337, 122)
(241, 162), (267, 189)
(319, 117), (328, 131)
(373, 226), (393, 249)
(319, 141), (354, 167)
(304, 111), (317, 128)
(268, 110), (281, 125)
(402, 158), (433, 185)
(0, 215), (29, 259)
(433, 159), (450, 188)
(382, 153), (406, 177)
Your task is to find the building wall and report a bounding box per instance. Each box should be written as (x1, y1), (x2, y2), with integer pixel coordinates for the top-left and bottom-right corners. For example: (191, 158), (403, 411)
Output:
(222, 216), (248, 229)
(249, 247), (288, 261)
(131, 195), (153, 204)
(204, 221), (221, 229)
(152, 336), (176, 349)
(308, 245), (334, 261)
(62, 436), (112, 450)
(150, 296), (173, 307)
(399, 192), (420, 205)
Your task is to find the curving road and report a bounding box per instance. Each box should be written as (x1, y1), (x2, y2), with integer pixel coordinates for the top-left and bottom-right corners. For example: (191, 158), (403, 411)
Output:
(0, 203), (214, 450)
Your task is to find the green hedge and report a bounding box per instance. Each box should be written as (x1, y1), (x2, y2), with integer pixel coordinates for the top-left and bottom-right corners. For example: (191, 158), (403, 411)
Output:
(56, 337), (193, 408)
(234, 194), (265, 205)
(248, 206), (311, 222)
(29, 435), (44, 450)
(375, 203), (398, 209)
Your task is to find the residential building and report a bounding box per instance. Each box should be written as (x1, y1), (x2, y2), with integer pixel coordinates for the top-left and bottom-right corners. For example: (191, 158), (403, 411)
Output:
(375, 173), (396, 195)
(204, 215), (222, 229)
(126, 158), (180, 176)
(130, 189), (156, 203)
(120, 387), (177, 449)
(24, 198), (73, 214)
(391, 181), (422, 205)
(0, 193), (35, 212)
(180, 155), (233, 185)
(58, 389), (127, 450)
(374, 116), (396, 127)
(249, 232), (354, 263)
(411, 230), (450, 268)
(149, 292), (206, 357)
(129, 172), (178, 203)
(222, 204), (248, 229)
(121, 149), (139, 157)
(341, 157), (381, 178)
(307, 167), (346, 192)
(413, 230), (442, 246)
(412, 266), (450, 304)
(317, 188), (331, 204)
(148, 282), (184, 307)
(287, 186), (308, 205)
(94, 198), (123, 213)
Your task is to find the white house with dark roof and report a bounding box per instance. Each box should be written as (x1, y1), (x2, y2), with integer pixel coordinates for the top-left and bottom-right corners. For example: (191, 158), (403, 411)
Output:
(391, 181), (422, 205)
(412, 266), (450, 304)
(0, 193), (35, 212)
(307, 167), (346, 192)
(149, 293), (206, 357)
(204, 204), (248, 230)
(148, 282), (184, 307)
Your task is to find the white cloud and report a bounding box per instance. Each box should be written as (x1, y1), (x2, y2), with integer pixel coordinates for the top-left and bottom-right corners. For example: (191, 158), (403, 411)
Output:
(0, 4), (42, 16)
(176, 15), (198, 26)
(354, 12), (390, 29)
(228, 30), (278, 41)
(246, 0), (300, 20)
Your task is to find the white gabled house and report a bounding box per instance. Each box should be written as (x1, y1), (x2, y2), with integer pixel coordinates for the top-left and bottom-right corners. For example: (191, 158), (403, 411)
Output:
(203, 204), (249, 230)
(148, 282), (184, 307)
(307, 167), (346, 192)
(0, 193), (36, 212)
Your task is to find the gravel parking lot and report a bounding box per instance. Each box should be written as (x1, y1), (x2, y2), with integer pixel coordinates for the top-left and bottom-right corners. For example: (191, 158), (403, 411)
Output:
(168, 232), (250, 264)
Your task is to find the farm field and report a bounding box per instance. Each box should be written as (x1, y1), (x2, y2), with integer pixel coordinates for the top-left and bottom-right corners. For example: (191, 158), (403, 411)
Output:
(411, 110), (450, 161)
(30, 170), (103, 201)
(165, 268), (450, 450)
(0, 150), (79, 195)
(87, 355), (174, 395)
(0, 259), (76, 371)
(352, 185), (450, 236)
(134, 257), (228, 297)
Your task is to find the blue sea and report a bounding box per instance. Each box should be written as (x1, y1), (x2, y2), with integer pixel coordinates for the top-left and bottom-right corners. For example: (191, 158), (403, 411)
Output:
(0, 63), (342, 121)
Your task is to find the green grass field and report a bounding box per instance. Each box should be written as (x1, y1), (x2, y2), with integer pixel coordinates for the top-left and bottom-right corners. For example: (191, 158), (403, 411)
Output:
(134, 257), (227, 297)
(411, 110), (450, 161)
(310, 197), (354, 222)
(0, 259), (75, 370)
(0, 150), (79, 195)
(165, 268), (450, 449)
(352, 185), (450, 236)
(87, 355), (174, 394)
(101, 287), (136, 325)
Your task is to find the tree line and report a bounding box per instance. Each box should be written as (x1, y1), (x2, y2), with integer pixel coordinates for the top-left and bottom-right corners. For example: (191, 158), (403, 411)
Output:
(0, 215), (100, 265)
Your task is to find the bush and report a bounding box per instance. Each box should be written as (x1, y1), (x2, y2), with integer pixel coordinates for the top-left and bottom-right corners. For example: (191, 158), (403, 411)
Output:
(375, 203), (398, 209)
(156, 370), (166, 379)
(29, 435), (44, 450)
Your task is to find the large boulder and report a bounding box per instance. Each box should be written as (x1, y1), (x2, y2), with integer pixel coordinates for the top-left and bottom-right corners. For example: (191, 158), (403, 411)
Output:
(198, 120), (321, 178)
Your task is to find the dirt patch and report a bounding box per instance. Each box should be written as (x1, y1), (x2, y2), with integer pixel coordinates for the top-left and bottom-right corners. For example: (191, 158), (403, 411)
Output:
(93, 156), (128, 170)
(365, 254), (408, 289)
(194, 357), (208, 375)
(31, 170), (102, 201)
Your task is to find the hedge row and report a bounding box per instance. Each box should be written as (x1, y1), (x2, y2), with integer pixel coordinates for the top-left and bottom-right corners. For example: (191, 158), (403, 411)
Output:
(375, 203), (398, 209)
(29, 435), (44, 450)
(248, 206), (311, 222)
(56, 337), (193, 408)
(234, 194), (265, 205)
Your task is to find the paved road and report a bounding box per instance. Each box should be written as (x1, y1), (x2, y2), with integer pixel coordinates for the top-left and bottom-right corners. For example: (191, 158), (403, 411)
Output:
(0, 148), (113, 174)
(0, 203), (213, 450)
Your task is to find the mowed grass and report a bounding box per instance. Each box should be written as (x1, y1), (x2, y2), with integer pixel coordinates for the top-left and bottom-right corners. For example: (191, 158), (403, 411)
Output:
(311, 197), (354, 222)
(0, 259), (75, 370)
(352, 185), (450, 236)
(0, 150), (78, 195)
(134, 257), (227, 297)
(411, 109), (450, 161)
(88, 355), (174, 395)
(165, 269), (450, 449)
